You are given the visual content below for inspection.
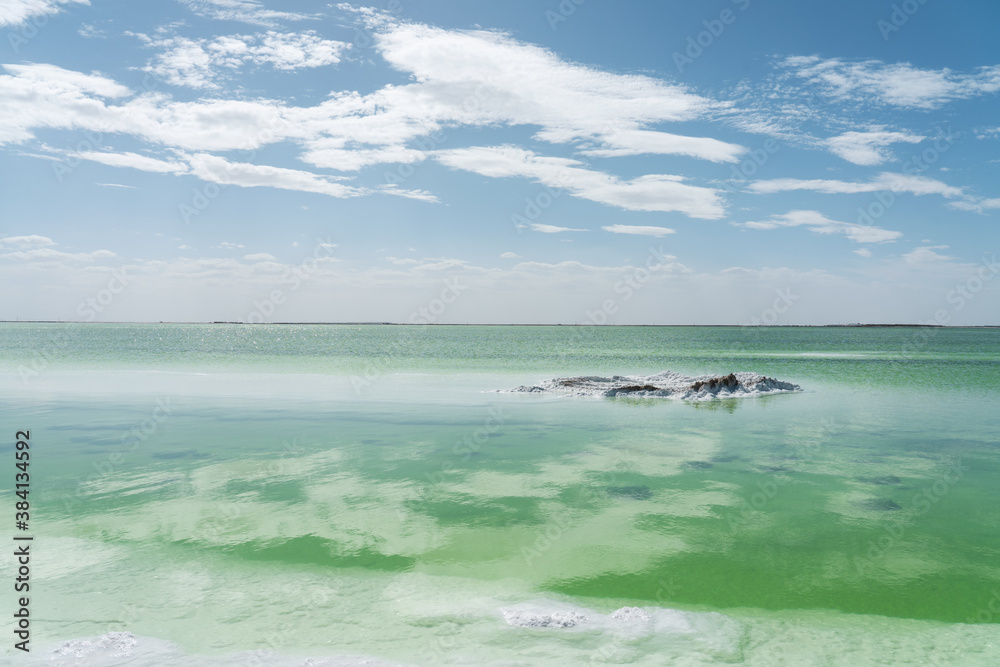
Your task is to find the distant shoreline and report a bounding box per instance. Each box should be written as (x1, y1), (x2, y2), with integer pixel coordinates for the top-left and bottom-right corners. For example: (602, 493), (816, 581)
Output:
(2, 321), (998, 328)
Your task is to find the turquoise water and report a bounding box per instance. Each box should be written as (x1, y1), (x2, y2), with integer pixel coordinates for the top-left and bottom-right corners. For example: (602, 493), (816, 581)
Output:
(2, 324), (999, 665)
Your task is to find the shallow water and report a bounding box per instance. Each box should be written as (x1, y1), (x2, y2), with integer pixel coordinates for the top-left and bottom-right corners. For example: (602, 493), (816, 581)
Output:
(2, 324), (999, 664)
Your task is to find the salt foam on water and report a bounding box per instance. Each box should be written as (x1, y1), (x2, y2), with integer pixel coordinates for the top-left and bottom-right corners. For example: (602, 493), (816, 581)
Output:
(504, 370), (802, 400)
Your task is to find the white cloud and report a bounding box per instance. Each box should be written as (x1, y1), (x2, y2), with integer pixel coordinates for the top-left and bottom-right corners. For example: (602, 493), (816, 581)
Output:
(823, 130), (924, 166)
(178, 0), (315, 27)
(948, 197), (1000, 214)
(2, 63), (128, 97)
(375, 20), (714, 127)
(218, 241), (245, 249)
(0, 247), (115, 262)
(0, 17), (738, 210)
(779, 56), (1000, 109)
(78, 22), (104, 38)
(296, 18), (730, 169)
(854, 248), (872, 258)
(0, 0), (88, 27)
(244, 252), (275, 261)
(76, 150), (188, 173)
(738, 210), (902, 243)
(300, 145), (427, 172)
(96, 182), (138, 189)
(903, 245), (952, 264)
(437, 146), (725, 219)
(140, 31), (350, 89)
(0, 235), (55, 248)
(500, 252), (521, 259)
(577, 129), (744, 163)
(747, 172), (965, 199)
(528, 224), (587, 234)
(187, 153), (366, 199)
(377, 184), (440, 203)
(0, 64), (129, 144)
(602, 224), (675, 237)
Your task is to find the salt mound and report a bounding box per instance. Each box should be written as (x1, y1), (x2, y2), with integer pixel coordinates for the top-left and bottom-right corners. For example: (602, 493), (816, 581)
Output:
(501, 608), (588, 628)
(504, 370), (802, 401)
(612, 606), (651, 622)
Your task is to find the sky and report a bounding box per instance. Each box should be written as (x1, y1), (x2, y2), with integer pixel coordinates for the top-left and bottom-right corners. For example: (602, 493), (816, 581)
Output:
(1, 0), (998, 325)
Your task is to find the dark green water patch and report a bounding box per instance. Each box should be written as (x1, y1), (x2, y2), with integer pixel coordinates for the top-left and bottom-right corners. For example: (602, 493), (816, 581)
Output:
(607, 485), (654, 500)
(151, 449), (210, 460)
(858, 498), (903, 512)
(223, 479), (309, 503)
(859, 475), (902, 486)
(544, 555), (1000, 624)
(407, 494), (545, 527)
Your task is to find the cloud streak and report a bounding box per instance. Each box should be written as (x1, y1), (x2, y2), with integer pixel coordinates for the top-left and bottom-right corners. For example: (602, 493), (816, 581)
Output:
(0, 0), (88, 27)
(780, 56), (1000, 109)
(823, 130), (924, 166)
(738, 210), (902, 244)
(602, 224), (675, 237)
(437, 146), (725, 218)
(747, 172), (964, 199)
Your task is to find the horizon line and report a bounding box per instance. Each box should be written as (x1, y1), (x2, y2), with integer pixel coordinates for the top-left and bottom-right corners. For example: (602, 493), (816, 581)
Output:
(2, 321), (999, 328)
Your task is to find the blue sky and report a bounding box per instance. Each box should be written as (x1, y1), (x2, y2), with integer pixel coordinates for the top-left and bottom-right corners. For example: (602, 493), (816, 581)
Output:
(1, 0), (998, 324)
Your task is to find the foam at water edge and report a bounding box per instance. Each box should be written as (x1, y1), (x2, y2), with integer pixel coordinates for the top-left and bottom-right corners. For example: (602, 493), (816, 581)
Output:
(53, 632), (138, 660)
(37, 632), (405, 667)
(502, 370), (803, 400)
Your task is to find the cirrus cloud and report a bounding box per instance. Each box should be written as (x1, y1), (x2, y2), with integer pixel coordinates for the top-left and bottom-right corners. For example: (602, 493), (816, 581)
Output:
(602, 224), (675, 237)
(738, 210), (902, 244)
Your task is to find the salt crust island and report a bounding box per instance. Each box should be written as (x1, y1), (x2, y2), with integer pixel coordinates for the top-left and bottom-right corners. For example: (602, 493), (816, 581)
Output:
(505, 371), (803, 400)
